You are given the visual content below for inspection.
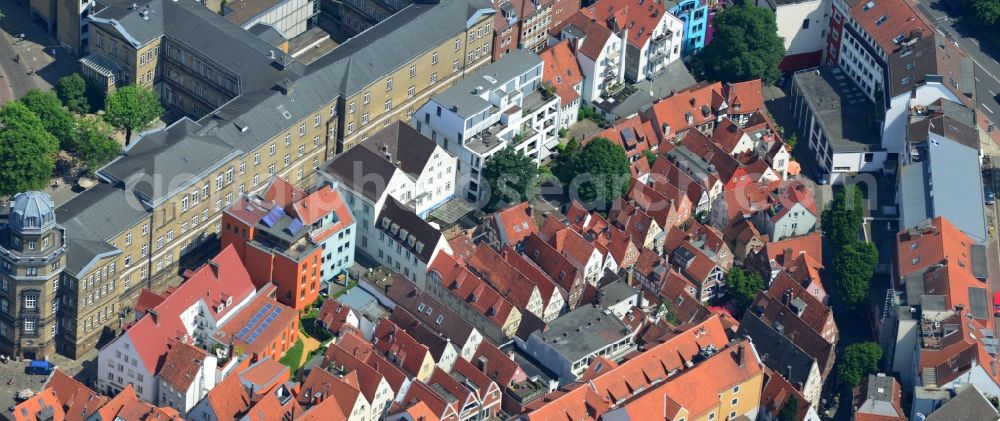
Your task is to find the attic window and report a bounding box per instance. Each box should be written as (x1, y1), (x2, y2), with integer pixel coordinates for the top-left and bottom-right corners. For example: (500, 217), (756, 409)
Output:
(893, 34), (906, 44)
(875, 15), (888, 26)
(436, 315), (444, 324)
(910, 242), (919, 250)
(556, 76), (563, 83)
(863, 0), (875, 11)
(912, 257), (920, 265)
(522, 222), (529, 229)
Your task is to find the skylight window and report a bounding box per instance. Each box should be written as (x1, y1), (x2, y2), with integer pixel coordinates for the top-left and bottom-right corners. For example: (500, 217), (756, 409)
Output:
(875, 15), (888, 26)
(863, 0), (875, 11)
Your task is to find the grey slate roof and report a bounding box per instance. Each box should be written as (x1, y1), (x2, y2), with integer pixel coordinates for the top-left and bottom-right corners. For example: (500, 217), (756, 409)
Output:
(792, 67), (880, 151)
(924, 384), (999, 421)
(323, 145), (399, 203)
(376, 196), (442, 263)
(359, 122), (442, 179)
(304, 0), (495, 98)
(738, 311), (816, 387)
(99, 119), (242, 206)
(249, 23), (287, 48)
(430, 49), (542, 119)
(532, 305), (631, 362)
(899, 112), (987, 243)
(54, 184), (149, 277)
(856, 374), (903, 418)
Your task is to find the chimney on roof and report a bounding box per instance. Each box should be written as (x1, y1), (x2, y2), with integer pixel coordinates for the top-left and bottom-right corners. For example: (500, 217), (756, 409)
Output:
(736, 343), (745, 367)
(207, 259), (220, 278)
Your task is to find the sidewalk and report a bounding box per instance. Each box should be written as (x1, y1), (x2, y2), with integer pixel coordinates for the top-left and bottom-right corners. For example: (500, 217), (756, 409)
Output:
(0, 0), (81, 102)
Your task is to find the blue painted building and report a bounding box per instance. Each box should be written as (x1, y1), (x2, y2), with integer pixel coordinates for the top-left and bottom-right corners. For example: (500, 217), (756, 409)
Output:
(665, 0), (709, 55)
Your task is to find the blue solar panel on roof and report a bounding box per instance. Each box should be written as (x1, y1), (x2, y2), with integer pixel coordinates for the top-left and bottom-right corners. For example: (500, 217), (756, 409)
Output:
(285, 218), (304, 235)
(261, 206), (285, 227)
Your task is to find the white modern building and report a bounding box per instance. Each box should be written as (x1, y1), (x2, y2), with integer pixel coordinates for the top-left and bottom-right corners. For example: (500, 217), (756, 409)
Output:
(223, 0), (318, 40)
(585, 0), (684, 81)
(413, 49), (561, 202)
(96, 246), (257, 404)
(549, 11), (628, 103)
(790, 67), (888, 182)
(756, 0), (830, 70)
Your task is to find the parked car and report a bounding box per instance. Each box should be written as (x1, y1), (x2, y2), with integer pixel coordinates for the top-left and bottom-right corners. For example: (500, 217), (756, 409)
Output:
(25, 360), (54, 375)
(814, 170), (830, 185)
(986, 184), (995, 205)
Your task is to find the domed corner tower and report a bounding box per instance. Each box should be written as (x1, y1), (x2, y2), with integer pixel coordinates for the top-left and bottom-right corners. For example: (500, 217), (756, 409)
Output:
(0, 191), (67, 360)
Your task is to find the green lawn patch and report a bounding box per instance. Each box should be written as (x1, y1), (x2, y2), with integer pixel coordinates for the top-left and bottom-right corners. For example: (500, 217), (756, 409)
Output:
(332, 280), (358, 299)
(299, 315), (334, 343)
(279, 339), (305, 374)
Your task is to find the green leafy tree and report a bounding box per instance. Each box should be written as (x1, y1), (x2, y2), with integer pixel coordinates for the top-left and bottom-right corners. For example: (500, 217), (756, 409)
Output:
(968, 0), (1000, 26)
(0, 102), (59, 195)
(103, 84), (164, 145)
(57, 73), (90, 114)
(822, 186), (864, 247)
(833, 241), (878, 309)
(697, 4), (786, 84)
(481, 146), (540, 212)
(642, 149), (657, 166)
(725, 268), (764, 311)
(74, 116), (121, 171)
(779, 395), (799, 421)
(837, 342), (883, 388)
(553, 137), (581, 183)
(572, 137), (630, 208)
(19, 89), (76, 150)
(784, 132), (798, 152)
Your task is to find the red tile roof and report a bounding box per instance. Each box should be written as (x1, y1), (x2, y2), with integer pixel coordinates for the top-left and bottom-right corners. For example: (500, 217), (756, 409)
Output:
(473, 340), (528, 387)
(896, 217), (979, 284)
(769, 180), (818, 222)
(501, 245), (565, 310)
(849, 0), (931, 53)
(202, 372), (253, 420)
(292, 183), (352, 227)
(125, 245), (256, 374)
(323, 341), (389, 403)
(159, 339), (210, 392)
(623, 340), (761, 419)
(586, 0), (670, 48)
(215, 290), (298, 357)
(315, 298), (357, 335)
(493, 202), (538, 247)
(468, 244), (538, 311)
(764, 231), (823, 268)
(644, 82), (724, 142)
(760, 271), (836, 339)
(134, 290), (165, 315)
(538, 40), (584, 107)
(549, 10), (616, 60)
(399, 380), (460, 420)
(45, 370), (109, 421)
(12, 388), (65, 421)
(93, 385), (182, 421)
(428, 253), (517, 327)
(262, 176), (306, 209)
(759, 367), (813, 420)
(723, 80), (765, 116)
(711, 118), (749, 154)
(238, 358), (291, 396)
(593, 116), (659, 177)
(523, 233), (583, 298)
(527, 316), (748, 420)
(298, 367), (361, 415)
(549, 226), (599, 271)
(373, 318), (432, 378)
